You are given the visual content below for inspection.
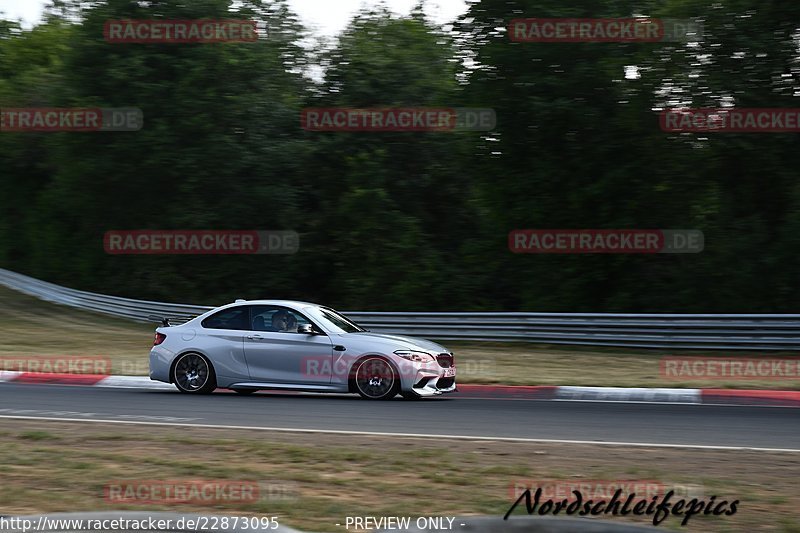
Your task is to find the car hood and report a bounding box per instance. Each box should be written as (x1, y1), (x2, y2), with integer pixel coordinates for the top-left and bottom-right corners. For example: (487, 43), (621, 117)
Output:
(340, 332), (449, 353)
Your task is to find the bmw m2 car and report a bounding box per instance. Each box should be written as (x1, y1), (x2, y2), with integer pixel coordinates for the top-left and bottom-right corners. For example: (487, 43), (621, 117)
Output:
(149, 300), (456, 400)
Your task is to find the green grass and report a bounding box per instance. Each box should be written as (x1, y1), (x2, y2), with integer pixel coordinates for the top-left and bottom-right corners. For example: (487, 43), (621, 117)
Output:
(1, 285), (798, 389)
(0, 285), (154, 375)
(0, 420), (797, 532)
(18, 430), (58, 441)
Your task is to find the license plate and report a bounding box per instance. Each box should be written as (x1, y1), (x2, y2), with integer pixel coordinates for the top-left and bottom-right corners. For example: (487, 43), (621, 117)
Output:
(442, 368), (456, 378)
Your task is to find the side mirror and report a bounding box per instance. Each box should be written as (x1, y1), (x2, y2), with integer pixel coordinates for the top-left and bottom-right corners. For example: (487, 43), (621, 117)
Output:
(297, 324), (316, 335)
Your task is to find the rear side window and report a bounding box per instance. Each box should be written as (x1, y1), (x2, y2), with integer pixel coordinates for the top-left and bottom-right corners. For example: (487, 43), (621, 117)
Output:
(201, 306), (249, 330)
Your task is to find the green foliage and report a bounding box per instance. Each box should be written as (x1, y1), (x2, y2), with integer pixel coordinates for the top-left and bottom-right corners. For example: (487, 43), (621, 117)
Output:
(1, 0), (798, 311)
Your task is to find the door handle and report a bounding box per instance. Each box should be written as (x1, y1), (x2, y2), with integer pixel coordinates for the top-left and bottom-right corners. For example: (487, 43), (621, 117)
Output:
(246, 334), (263, 340)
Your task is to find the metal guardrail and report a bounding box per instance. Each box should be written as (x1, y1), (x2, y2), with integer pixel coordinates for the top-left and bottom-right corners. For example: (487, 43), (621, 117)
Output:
(1, 268), (799, 350)
(0, 268), (213, 322)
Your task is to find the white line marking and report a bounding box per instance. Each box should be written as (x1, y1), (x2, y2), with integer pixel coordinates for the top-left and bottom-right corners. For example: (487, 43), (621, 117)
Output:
(0, 415), (798, 453)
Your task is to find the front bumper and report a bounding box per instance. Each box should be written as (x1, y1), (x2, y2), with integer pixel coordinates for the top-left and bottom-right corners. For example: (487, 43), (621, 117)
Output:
(393, 352), (457, 397)
(405, 364), (457, 397)
(411, 374), (457, 396)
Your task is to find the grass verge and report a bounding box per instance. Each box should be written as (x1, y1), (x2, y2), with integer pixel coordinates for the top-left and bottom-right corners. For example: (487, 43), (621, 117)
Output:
(0, 420), (798, 532)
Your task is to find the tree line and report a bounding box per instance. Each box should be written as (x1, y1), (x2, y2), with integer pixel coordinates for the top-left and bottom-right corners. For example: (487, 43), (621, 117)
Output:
(1, 0), (799, 312)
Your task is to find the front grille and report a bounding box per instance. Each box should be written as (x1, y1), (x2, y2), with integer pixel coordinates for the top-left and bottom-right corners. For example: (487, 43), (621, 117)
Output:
(437, 377), (455, 389)
(437, 353), (454, 368)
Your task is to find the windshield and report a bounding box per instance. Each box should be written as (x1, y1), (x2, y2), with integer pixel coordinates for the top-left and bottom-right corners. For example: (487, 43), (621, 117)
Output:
(314, 307), (366, 333)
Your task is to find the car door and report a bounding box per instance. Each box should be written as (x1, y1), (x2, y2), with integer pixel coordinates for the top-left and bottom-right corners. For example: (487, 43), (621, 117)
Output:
(243, 305), (334, 384)
(197, 305), (251, 380)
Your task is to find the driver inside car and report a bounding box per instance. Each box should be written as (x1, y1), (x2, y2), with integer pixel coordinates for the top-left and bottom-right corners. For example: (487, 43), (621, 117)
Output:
(269, 310), (290, 332)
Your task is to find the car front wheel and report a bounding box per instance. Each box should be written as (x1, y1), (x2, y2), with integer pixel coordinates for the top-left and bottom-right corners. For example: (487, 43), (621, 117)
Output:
(353, 357), (399, 400)
(172, 352), (216, 394)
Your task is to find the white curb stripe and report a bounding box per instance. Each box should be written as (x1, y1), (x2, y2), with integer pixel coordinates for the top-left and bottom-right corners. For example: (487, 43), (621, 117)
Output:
(0, 372), (173, 390)
(557, 386), (702, 404)
(96, 375), (174, 390)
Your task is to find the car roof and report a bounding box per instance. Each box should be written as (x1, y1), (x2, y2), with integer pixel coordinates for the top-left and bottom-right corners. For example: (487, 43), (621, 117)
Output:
(226, 299), (322, 309)
(188, 300), (329, 324)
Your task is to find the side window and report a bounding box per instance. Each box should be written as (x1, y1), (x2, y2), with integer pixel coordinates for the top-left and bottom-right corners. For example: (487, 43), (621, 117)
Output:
(250, 306), (313, 333)
(201, 306), (249, 330)
(286, 310), (313, 332)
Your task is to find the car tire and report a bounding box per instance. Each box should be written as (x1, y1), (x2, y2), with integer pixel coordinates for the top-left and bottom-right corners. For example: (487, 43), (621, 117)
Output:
(352, 357), (400, 400)
(232, 388), (257, 395)
(172, 352), (216, 394)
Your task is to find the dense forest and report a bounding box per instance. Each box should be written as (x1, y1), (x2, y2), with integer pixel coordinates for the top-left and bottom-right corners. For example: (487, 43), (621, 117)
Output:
(1, 0), (799, 312)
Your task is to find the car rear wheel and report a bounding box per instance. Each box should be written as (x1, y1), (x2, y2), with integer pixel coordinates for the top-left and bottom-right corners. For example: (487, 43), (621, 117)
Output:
(353, 357), (399, 400)
(172, 352), (216, 394)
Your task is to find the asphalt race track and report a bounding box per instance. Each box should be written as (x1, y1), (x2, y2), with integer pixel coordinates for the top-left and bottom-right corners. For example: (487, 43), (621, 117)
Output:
(0, 383), (798, 451)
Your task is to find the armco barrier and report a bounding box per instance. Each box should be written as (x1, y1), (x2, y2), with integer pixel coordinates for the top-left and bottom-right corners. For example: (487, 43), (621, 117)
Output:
(1, 268), (799, 350)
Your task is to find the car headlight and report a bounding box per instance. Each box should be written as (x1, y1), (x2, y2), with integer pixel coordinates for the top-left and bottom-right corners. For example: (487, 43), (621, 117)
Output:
(394, 350), (435, 363)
